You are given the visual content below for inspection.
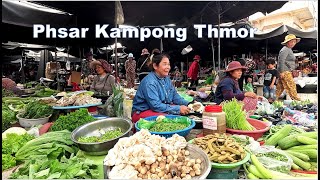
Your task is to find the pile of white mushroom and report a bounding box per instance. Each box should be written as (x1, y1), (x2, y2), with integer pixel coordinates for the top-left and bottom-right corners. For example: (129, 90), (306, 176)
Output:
(104, 129), (203, 179)
(134, 147), (202, 179)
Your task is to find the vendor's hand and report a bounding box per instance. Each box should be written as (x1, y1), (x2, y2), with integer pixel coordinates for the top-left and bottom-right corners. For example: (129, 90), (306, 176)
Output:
(180, 105), (191, 115)
(270, 84), (274, 89)
(244, 92), (257, 99)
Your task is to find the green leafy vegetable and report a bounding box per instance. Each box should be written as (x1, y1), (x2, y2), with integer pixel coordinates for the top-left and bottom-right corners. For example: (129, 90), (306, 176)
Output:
(2, 103), (17, 132)
(50, 108), (95, 132)
(20, 100), (53, 119)
(2, 133), (35, 171)
(222, 98), (254, 130)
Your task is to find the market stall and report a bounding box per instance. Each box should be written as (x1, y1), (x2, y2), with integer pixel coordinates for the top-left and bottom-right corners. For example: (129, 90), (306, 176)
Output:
(2, 76), (318, 179)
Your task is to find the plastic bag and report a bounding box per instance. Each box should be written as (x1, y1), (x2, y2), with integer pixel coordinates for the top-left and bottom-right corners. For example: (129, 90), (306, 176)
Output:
(255, 97), (275, 115)
(162, 116), (191, 126)
(252, 145), (293, 173)
(137, 119), (156, 129)
(243, 83), (254, 92)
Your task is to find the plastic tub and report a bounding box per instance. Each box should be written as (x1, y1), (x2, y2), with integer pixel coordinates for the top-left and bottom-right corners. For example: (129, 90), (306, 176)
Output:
(207, 166), (240, 179)
(135, 115), (196, 138)
(226, 118), (270, 140)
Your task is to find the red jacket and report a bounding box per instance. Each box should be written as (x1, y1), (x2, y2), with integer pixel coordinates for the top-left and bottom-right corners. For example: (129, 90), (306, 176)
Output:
(187, 61), (199, 80)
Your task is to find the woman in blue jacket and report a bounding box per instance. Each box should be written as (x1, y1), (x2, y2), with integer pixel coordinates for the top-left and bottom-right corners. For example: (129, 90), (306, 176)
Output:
(132, 52), (191, 123)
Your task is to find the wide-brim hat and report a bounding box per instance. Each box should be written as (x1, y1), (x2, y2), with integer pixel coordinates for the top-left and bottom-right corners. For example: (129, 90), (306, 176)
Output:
(281, 34), (301, 45)
(193, 55), (201, 60)
(127, 53), (134, 59)
(90, 59), (111, 73)
(225, 61), (247, 72)
(141, 48), (150, 55)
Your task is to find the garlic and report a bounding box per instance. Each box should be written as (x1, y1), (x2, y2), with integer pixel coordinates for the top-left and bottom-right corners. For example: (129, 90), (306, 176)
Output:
(185, 174), (192, 179)
(195, 169), (201, 176)
(196, 158), (202, 164)
(184, 150), (190, 156)
(189, 170), (196, 177)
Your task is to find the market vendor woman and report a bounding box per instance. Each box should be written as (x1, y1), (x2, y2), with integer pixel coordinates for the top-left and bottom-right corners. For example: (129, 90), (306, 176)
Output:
(90, 59), (116, 96)
(214, 61), (261, 107)
(132, 52), (191, 123)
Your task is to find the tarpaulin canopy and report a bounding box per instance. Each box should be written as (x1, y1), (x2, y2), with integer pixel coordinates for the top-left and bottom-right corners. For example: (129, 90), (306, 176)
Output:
(251, 25), (317, 40)
(2, 0), (76, 27)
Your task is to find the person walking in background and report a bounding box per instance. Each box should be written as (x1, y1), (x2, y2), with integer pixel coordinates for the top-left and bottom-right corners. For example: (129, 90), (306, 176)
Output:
(137, 48), (151, 82)
(276, 34), (301, 101)
(187, 55), (201, 90)
(263, 59), (279, 102)
(125, 53), (136, 88)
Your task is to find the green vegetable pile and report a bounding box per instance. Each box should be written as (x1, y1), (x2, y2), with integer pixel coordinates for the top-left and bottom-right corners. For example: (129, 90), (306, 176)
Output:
(222, 98), (254, 130)
(78, 128), (123, 143)
(9, 130), (100, 179)
(264, 125), (306, 141)
(149, 122), (188, 132)
(32, 88), (58, 97)
(50, 108), (95, 132)
(137, 116), (191, 132)
(290, 99), (311, 106)
(2, 133), (35, 171)
(272, 101), (284, 109)
(20, 100), (53, 119)
(2, 88), (15, 97)
(2, 103), (17, 132)
(10, 154), (99, 179)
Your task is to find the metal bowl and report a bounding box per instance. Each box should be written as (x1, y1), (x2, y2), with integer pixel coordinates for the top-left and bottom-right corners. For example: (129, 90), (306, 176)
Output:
(71, 118), (133, 155)
(104, 144), (211, 179)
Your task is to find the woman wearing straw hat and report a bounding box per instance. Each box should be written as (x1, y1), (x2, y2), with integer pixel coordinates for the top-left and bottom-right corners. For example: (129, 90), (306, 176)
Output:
(89, 59), (116, 95)
(276, 34), (301, 101)
(125, 53), (136, 88)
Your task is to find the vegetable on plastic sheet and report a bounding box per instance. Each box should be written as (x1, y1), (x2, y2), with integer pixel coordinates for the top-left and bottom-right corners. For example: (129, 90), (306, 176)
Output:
(255, 97), (275, 115)
(252, 145), (293, 173)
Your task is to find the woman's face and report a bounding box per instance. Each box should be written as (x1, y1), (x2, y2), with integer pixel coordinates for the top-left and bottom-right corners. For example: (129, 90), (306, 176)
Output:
(95, 65), (106, 75)
(287, 39), (297, 48)
(153, 57), (171, 77)
(230, 69), (243, 79)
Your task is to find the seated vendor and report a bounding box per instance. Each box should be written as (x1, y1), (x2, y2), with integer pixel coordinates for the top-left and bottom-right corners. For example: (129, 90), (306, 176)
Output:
(132, 52), (191, 123)
(89, 59), (115, 96)
(214, 61), (261, 105)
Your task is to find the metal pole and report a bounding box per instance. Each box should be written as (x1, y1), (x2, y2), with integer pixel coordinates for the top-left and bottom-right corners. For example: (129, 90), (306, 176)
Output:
(160, 38), (163, 53)
(218, 4), (221, 70)
(266, 39), (268, 62)
(114, 2), (118, 79)
(211, 38), (215, 70)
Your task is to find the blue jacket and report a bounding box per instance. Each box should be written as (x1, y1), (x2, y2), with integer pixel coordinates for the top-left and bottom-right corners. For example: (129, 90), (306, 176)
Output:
(214, 76), (245, 105)
(132, 71), (189, 114)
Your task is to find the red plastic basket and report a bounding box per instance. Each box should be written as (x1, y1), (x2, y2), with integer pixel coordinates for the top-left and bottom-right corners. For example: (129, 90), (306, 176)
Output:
(226, 118), (270, 140)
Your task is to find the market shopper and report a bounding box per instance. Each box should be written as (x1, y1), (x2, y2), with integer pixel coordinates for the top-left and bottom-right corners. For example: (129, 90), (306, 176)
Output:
(132, 52), (191, 123)
(214, 61), (262, 113)
(276, 34), (301, 101)
(136, 48), (151, 81)
(263, 59), (279, 102)
(89, 59), (116, 96)
(125, 53), (136, 88)
(187, 55), (201, 90)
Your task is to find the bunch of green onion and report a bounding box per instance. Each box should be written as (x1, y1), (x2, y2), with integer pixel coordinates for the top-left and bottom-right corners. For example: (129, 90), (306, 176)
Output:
(222, 98), (254, 130)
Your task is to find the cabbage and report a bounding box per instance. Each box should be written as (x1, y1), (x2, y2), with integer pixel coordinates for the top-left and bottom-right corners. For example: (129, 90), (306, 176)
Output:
(2, 127), (27, 139)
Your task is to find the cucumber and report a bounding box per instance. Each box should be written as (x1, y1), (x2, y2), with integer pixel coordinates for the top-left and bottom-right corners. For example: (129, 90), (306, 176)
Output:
(285, 150), (310, 161)
(278, 132), (317, 149)
(296, 136), (317, 145)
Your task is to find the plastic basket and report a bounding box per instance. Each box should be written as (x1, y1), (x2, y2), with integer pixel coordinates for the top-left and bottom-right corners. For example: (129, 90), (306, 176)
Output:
(135, 115), (196, 138)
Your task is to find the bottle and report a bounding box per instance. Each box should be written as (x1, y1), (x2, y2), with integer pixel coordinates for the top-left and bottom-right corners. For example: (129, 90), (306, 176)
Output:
(202, 105), (226, 135)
